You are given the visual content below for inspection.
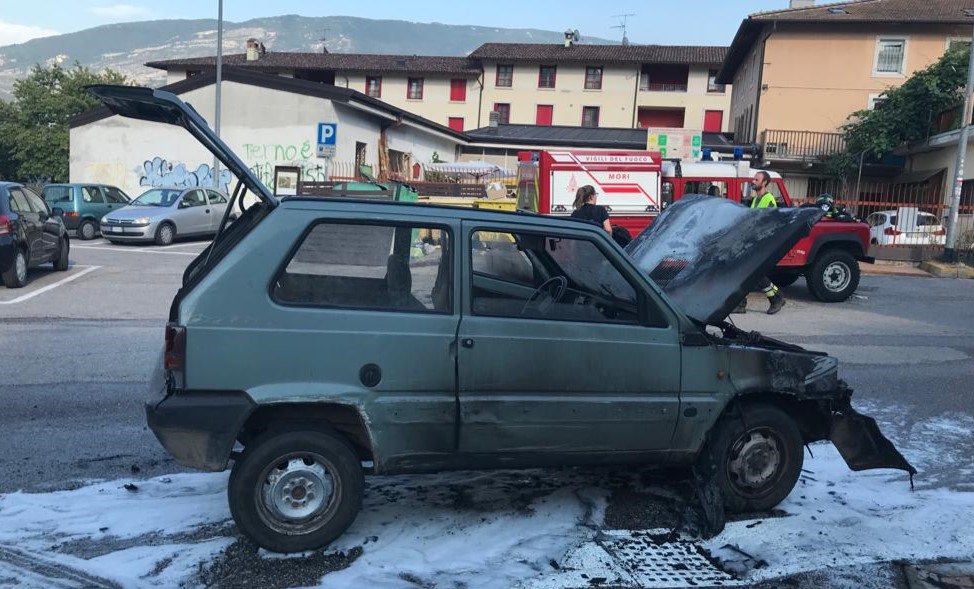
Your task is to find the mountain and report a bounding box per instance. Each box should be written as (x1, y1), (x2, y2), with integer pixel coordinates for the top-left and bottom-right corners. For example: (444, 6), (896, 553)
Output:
(0, 16), (613, 100)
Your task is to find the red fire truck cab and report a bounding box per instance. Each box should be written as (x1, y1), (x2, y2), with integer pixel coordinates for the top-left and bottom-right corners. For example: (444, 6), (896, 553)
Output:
(517, 150), (874, 303)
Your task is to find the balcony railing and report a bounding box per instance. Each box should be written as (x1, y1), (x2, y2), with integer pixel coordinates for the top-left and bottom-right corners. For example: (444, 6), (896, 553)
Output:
(640, 82), (688, 92)
(762, 130), (847, 160)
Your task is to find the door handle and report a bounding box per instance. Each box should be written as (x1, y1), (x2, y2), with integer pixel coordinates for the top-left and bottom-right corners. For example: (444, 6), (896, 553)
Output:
(205, 209), (211, 213)
(461, 338), (475, 349)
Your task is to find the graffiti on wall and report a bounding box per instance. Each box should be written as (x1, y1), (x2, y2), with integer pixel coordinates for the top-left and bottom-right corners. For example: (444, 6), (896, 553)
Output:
(242, 141), (331, 187)
(139, 157), (233, 193)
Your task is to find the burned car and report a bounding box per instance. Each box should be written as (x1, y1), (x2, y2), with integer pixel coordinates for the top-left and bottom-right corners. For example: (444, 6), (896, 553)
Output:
(89, 85), (916, 554)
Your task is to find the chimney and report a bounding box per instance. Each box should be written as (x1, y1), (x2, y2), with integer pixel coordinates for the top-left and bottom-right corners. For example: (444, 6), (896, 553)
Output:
(789, 0), (815, 7)
(564, 29), (579, 48)
(489, 111), (500, 128)
(246, 38), (266, 61)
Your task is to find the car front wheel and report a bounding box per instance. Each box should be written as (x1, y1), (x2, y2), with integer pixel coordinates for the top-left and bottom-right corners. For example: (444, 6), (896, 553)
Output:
(154, 222), (175, 246)
(806, 249), (860, 302)
(702, 403), (804, 513)
(228, 427), (364, 553)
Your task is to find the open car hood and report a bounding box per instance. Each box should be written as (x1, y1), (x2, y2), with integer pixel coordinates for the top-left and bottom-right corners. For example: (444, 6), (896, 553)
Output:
(626, 195), (824, 326)
(86, 85), (276, 207)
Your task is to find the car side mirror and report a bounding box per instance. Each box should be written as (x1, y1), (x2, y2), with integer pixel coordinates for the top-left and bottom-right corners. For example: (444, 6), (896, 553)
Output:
(52, 207), (65, 217)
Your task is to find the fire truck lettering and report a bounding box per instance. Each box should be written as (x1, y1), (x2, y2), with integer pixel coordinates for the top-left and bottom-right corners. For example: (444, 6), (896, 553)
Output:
(608, 173), (630, 180)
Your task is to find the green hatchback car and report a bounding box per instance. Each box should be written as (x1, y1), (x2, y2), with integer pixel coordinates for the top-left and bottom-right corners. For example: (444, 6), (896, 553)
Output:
(42, 183), (132, 240)
(91, 86), (916, 554)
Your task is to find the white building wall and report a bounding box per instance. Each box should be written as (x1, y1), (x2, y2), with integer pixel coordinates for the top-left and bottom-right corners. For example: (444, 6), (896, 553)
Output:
(70, 81), (462, 197)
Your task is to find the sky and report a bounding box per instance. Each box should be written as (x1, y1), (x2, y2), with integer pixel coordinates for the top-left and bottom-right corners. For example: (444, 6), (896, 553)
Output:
(0, 0), (795, 46)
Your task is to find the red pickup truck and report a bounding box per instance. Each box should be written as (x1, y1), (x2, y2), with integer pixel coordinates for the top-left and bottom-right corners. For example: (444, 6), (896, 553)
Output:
(518, 151), (873, 303)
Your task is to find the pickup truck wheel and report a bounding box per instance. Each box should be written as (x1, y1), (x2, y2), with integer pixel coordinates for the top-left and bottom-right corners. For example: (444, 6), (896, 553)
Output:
(768, 272), (800, 288)
(228, 428), (364, 553)
(807, 249), (860, 302)
(704, 404), (803, 513)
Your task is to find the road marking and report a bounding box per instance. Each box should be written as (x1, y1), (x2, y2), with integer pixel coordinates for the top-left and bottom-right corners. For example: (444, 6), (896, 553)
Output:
(72, 245), (199, 256)
(0, 266), (100, 305)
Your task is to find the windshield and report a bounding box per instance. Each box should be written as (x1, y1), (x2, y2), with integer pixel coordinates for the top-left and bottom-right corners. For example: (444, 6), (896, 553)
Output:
(43, 186), (73, 203)
(134, 188), (181, 207)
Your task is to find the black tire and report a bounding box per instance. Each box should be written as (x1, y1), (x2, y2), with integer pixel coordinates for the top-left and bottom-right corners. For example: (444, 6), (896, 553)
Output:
(53, 238), (69, 271)
(2, 248), (28, 288)
(702, 403), (804, 513)
(806, 249), (860, 302)
(228, 427), (364, 553)
(768, 272), (800, 288)
(154, 222), (175, 246)
(77, 220), (97, 241)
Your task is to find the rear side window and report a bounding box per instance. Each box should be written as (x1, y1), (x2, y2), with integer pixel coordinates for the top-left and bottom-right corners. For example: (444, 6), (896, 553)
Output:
(207, 191), (228, 204)
(82, 186), (105, 203)
(917, 214), (940, 227)
(22, 188), (49, 214)
(273, 222), (453, 314)
(9, 189), (30, 213)
(43, 186), (73, 203)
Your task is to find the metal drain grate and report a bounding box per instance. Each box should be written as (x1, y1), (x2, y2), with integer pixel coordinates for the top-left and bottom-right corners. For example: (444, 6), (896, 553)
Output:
(599, 530), (740, 587)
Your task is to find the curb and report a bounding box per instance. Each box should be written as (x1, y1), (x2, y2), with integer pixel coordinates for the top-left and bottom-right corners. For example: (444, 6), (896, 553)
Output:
(919, 261), (974, 279)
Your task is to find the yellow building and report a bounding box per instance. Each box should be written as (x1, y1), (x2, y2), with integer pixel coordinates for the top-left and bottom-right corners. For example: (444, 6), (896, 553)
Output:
(147, 39), (731, 134)
(717, 0), (974, 160)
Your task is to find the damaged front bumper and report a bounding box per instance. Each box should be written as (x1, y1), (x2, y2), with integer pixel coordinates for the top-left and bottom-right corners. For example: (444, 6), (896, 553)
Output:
(830, 401), (916, 476)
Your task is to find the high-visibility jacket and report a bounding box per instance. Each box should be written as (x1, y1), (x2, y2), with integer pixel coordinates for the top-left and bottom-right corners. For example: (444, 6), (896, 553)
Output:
(751, 191), (778, 209)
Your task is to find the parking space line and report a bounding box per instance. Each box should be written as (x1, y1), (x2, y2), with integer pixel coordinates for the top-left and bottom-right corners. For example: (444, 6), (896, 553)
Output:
(72, 246), (200, 256)
(0, 266), (100, 305)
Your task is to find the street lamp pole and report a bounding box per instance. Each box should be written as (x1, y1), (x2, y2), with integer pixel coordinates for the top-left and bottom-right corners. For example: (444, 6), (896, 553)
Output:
(212, 0), (224, 191)
(944, 22), (974, 263)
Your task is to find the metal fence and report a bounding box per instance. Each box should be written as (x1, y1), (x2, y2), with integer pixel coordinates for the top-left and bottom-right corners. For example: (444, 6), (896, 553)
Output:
(763, 130), (847, 161)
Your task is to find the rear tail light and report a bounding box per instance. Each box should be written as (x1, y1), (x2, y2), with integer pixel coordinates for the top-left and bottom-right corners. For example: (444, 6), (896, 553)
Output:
(0, 215), (11, 236)
(883, 227), (902, 236)
(65, 212), (79, 217)
(164, 324), (187, 372)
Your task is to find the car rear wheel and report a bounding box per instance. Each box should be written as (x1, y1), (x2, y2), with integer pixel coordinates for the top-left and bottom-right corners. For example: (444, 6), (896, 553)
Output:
(702, 403), (804, 513)
(2, 248), (28, 288)
(154, 222), (175, 246)
(53, 238), (69, 271)
(807, 249), (860, 303)
(228, 427), (364, 553)
(78, 220), (97, 241)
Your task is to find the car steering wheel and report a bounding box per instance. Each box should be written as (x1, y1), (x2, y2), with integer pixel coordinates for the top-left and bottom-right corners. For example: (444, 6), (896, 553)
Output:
(521, 276), (568, 316)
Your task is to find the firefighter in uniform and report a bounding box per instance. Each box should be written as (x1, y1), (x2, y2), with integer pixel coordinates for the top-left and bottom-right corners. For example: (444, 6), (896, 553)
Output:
(735, 171), (787, 315)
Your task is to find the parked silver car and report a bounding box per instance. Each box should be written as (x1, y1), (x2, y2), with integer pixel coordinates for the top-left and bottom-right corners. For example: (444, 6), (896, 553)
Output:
(100, 187), (230, 245)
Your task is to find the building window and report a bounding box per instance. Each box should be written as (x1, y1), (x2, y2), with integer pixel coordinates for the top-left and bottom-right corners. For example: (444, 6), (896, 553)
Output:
(536, 105), (553, 126)
(407, 77), (424, 100)
(707, 69), (726, 93)
(496, 64), (514, 87)
(538, 65), (557, 89)
(584, 66), (603, 90)
(581, 106), (600, 128)
(366, 76), (382, 98)
(874, 37), (907, 75)
(494, 103), (511, 124)
(450, 78), (466, 102)
(948, 38), (972, 53)
(448, 117), (465, 132)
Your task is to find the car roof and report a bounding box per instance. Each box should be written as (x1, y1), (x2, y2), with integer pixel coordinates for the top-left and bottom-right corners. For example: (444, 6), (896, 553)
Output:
(0, 181), (22, 188)
(278, 197), (606, 232)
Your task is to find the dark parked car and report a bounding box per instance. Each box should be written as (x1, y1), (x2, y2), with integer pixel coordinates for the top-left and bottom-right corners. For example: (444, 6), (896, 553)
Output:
(42, 183), (131, 240)
(1, 182), (70, 288)
(91, 85), (916, 554)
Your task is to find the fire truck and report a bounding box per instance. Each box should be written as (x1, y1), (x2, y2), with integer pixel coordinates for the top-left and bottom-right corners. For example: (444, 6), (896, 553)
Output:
(514, 149), (874, 303)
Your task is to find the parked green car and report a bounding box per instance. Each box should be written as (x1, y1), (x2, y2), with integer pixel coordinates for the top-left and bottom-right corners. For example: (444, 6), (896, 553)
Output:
(42, 183), (132, 240)
(91, 85), (916, 554)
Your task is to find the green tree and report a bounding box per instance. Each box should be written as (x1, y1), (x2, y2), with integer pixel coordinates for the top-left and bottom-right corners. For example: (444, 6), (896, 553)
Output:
(1, 62), (127, 182)
(836, 46), (970, 169)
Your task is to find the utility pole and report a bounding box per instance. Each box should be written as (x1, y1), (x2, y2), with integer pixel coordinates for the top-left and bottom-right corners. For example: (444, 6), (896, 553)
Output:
(944, 23), (974, 263)
(212, 0), (224, 191)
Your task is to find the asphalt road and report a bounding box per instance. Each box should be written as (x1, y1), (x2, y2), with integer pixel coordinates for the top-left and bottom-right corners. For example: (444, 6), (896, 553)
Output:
(1, 241), (972, 494)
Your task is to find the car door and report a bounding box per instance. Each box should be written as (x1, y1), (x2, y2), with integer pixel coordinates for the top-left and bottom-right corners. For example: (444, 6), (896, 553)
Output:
(457, 221), (682, 457)
(264, 216), (460, 468)
(174, 189), (210, 235)
(9, 188), (45, 263)
(81, 185), (109, 220)
(22, 188), (60, 259)
(102, 185), (130, 215)
(205, 190), (229, 233)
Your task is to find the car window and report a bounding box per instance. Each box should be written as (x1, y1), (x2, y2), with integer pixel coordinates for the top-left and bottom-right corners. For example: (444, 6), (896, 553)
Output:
(9, 189), (30, 213)
(23, 188), (50, 214)
(741, 180), (784, 207)
(133, 188), (182, 207)
(82, 186), (105, 203)
(890, 215), (898, 226)
(917, 214), (940, 227)
(867, 213), (886, 227)
(43, 186), (73, 203)
(471, 229), (658, 326)
(684, 180), (728, 198)
(104, 187), (130, 204)
(207, 191), (228, 204)
(661, 181), (674, 209)
(182, 190), (207, 207)
(273, 221), (452, 313)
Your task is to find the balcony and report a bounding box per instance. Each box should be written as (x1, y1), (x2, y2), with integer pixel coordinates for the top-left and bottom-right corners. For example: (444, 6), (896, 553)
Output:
(762, 130), (847, 161)
(640, 82), (688, 93)
(639, 64), (689, 94)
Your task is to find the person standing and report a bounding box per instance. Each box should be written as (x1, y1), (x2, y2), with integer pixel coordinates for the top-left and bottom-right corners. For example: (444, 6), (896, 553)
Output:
(571, 185), (612, 234)
(736, 171), (786, 315)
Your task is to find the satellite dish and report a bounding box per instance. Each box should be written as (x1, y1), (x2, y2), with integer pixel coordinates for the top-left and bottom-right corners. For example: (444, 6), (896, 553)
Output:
(572, 30), (581, 42)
